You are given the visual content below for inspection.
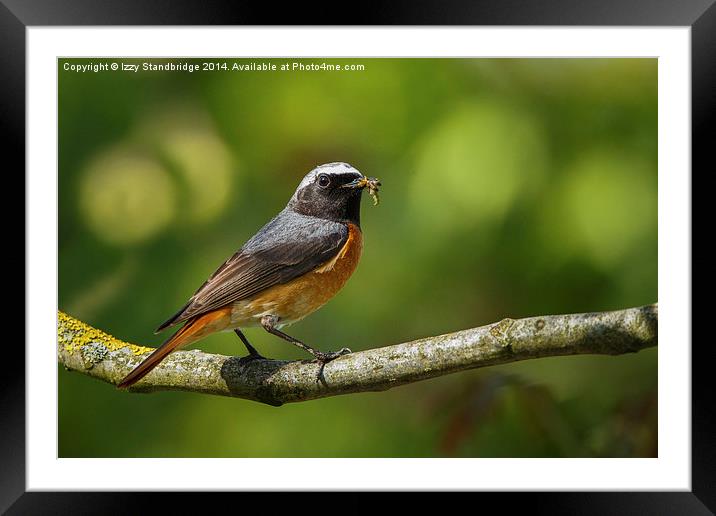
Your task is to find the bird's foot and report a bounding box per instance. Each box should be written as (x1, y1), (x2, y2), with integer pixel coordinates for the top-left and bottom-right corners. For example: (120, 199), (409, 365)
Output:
(313, 347), (352, 364)
(311, 348), (351, 387)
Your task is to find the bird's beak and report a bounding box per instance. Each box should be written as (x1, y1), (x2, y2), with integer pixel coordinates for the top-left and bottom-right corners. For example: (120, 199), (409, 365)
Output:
(343, 175), (382, 205)
(343, 176), (381, 190)
(342, 176), (370, 189)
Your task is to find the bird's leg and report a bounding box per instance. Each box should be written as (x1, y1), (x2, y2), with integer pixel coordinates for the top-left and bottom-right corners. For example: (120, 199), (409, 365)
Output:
(260, 315), (351, 364)
(234, 328), (266, 360)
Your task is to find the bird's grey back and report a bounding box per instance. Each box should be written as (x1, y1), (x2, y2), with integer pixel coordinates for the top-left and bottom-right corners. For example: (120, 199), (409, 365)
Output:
(242, 208), (346, 256)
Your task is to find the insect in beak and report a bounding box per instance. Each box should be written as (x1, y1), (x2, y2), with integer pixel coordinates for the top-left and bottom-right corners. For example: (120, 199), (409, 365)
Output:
(342, 176), (381, 205)
(365, 177), (381, 205)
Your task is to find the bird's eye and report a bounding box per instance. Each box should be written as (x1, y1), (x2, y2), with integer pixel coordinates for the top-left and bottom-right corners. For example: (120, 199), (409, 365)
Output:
(317, 174), (331, 188)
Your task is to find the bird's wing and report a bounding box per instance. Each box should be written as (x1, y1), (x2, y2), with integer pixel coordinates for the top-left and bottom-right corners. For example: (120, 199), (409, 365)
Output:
(156, 213), (348, 332)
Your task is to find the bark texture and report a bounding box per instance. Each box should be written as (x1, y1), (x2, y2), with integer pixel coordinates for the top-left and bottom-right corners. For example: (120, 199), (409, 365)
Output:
(57, 304), (657, 406)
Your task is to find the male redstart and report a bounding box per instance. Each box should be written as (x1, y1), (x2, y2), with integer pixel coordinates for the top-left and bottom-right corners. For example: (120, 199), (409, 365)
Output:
(118, 162), (380, 389)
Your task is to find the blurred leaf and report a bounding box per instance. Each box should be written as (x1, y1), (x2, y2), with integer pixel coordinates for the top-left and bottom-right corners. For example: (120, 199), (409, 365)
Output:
(138, 105), (237, 226)
(410, 99), (547, 236)
(79, 147), (176, 246)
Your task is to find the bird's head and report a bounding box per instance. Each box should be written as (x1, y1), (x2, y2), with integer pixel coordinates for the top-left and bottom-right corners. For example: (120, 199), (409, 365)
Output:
(287, 162), (380, 226)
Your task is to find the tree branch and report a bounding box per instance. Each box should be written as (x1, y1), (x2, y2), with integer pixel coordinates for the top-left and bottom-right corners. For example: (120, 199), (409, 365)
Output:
(57, 304), (657, 406)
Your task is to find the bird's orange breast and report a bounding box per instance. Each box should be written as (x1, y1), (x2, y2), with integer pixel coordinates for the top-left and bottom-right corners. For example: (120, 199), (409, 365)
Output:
(230, 223), (363, 327)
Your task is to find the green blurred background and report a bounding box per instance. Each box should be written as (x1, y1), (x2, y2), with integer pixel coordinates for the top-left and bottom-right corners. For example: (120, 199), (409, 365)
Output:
(59, 58), (657, 458)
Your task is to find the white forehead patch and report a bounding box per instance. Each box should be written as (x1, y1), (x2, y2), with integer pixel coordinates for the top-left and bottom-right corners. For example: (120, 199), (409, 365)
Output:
(294, 162), (362, 192)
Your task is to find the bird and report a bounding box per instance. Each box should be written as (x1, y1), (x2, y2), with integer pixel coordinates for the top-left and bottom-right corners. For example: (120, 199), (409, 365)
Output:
(117, 162), (380, 389)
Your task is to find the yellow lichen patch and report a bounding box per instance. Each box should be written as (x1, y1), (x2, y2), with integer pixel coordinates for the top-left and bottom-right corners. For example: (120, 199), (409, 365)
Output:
(58, 311), (153, 356)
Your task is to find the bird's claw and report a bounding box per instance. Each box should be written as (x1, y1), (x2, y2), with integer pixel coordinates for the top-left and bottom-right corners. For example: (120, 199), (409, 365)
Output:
(314, 347), (352, 364)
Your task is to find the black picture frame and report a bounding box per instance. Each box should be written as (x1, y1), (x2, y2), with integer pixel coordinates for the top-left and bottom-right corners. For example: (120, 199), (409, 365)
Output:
(7, 0), (708, 512)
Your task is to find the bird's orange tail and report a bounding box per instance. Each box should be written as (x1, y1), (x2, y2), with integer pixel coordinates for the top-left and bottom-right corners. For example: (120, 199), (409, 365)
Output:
(117, 308), (231, 389)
